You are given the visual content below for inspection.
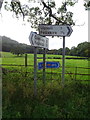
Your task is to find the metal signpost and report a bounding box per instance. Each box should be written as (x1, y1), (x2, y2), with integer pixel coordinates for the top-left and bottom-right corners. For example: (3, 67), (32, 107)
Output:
(34, 47), (37, 96)
(39, 24), (73, 86)
(29, 24), (72, 95)
(43, 48), (46, 84)
(62, 36), (65, 86)
(29, 31), (49, 96)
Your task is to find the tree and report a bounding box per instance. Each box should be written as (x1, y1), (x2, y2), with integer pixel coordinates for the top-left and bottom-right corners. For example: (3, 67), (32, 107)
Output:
(3, 0), (89, 29)
(3, 0), (80, 30)
(1, 0), (89, 29)
(65, 47), (70, 55)
(11, 44), (25, 56)
(70, 46), (78, 56)
(76, 42), (90, 57)
(69, 42), (90, 57)
(58, 48), (63, 55)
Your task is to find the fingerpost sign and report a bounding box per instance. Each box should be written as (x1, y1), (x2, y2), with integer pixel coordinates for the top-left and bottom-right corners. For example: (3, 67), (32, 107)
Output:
(39, 24), (73, 86)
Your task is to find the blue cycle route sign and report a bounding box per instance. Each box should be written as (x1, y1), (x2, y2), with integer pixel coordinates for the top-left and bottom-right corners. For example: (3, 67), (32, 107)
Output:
(38, 61), (60, 69)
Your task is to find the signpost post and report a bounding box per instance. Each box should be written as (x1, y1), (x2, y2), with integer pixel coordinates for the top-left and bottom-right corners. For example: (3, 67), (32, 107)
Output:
(43, 48), (46, 84)
(62, 36), (65, 86)
(34, 47), (37, 96)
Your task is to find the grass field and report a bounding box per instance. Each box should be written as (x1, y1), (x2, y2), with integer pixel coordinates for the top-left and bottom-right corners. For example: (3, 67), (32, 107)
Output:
(1, 52), (90, 119)
(1, 52), (90, 81)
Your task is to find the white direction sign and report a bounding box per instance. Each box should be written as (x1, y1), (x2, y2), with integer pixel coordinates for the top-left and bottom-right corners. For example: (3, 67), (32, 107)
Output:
(29, 31), (49, 49)
(39, 24), (73, 37)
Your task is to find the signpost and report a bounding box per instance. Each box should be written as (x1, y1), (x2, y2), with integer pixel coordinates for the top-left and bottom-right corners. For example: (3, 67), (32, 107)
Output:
(29, 31), (49, 49)
(39, 24), (73, 37)
(39, 24), (73, 86)
(29, 31), (49, 95)
(29, 24), (73, 95)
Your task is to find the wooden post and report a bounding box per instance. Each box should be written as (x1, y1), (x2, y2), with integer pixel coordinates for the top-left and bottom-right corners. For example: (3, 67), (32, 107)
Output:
(75, 67), (77, 80)
(25, 53), (27, 67)
(25, 53), (27, 77)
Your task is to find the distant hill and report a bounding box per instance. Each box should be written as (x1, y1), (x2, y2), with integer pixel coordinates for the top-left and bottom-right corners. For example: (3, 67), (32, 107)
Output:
(2, 36), (19, 44)
(0, 36), (89, 57)
(1, 36), (19, 52)
(0, 36), (34, 53)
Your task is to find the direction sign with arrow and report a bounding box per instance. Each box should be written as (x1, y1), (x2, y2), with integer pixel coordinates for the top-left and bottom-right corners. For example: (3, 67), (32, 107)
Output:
(39, 24), (73, 37)
(38, 61), (60, 69)
(29, 31), (49, 49)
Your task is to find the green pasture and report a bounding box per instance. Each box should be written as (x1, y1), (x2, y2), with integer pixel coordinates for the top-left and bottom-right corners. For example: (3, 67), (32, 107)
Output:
(1, 52), (90, 81)
(1, 52), (89, 66)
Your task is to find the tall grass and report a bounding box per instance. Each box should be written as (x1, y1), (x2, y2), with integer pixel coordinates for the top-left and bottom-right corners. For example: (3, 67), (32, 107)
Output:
(2, 72), (90, 118)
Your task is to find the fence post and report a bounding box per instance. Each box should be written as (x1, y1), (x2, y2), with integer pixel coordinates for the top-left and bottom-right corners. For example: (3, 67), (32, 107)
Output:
(75, 67), (77, 80)
(25, 53), (27, 77)
(25, 53), (27, 67)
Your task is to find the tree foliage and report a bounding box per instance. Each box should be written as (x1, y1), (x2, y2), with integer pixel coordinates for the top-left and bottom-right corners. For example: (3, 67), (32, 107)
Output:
(84, 0), (90, 10)
(47, 42), (90, 57)
(76, 42), (90, 57)
(69, 42), (90, 57)
(3, 0), (79, 30)
(1, 0), (89, 29)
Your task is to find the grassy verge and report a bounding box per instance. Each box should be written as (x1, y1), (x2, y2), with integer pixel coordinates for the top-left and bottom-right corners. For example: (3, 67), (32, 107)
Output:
(2, 72), (90, 119)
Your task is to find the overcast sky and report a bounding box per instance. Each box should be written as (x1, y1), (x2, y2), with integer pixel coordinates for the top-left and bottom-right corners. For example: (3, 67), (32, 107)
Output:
(0, 0), (88, 50)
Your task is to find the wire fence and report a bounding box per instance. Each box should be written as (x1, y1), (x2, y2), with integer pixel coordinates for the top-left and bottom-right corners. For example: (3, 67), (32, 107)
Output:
(1, 63), (90, 81)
